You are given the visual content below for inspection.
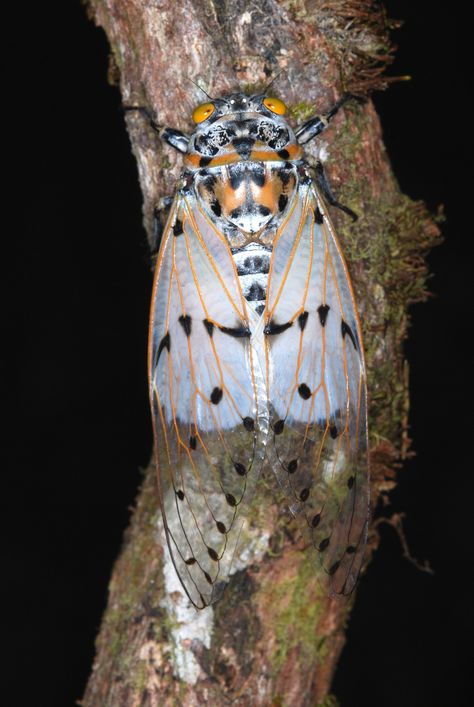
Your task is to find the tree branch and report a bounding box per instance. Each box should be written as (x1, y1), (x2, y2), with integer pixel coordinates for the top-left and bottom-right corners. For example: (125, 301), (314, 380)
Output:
(82, 1), (440, 704)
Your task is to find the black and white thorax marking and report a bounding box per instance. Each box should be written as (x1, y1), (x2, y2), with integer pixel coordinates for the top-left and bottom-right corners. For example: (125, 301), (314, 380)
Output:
(192, 160), (299, 314)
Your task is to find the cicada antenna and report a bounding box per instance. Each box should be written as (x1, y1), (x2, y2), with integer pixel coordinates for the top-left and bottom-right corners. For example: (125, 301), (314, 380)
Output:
(263, 69), (287, 94)
(187, 78), (214, 101)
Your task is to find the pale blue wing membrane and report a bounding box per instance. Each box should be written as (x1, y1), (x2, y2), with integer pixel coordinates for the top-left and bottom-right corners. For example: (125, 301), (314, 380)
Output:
(264, 182), (369, 595)
(150, 194), (264, 608)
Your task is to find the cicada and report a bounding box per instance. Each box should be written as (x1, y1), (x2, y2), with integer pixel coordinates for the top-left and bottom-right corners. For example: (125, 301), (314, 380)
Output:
(148, 92), (369, 609)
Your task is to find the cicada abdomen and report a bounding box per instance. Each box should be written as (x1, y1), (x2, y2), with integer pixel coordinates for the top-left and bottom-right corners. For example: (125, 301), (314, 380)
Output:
(148, 92), (369, 608)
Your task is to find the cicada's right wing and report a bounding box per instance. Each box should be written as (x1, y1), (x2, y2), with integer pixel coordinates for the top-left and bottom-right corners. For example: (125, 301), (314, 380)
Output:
(149, 193), (264, 608)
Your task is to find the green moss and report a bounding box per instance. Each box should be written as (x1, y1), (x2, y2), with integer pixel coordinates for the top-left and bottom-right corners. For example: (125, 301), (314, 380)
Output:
(260, 553), (330, 674)
(322, 106), (440, 444)
(160, 153), (172, 170)
(132, 659), (149, 693)
(353, 194), (438, 440)
(241, 81), (262, 95)
(317, 695), (340, 707)
(280, 0), (309, 21)
(290, 101), (317, 123)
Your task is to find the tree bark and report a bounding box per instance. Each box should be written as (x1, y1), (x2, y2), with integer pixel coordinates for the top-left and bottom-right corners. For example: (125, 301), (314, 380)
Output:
(82, 1), (440, 705)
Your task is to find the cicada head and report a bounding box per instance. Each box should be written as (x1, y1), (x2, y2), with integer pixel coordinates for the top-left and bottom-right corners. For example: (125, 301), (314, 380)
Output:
(184, 93), (303, 170)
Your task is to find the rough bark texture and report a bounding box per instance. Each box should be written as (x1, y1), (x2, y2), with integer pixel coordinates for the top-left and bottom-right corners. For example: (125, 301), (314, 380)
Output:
(82, 1), (440, 705)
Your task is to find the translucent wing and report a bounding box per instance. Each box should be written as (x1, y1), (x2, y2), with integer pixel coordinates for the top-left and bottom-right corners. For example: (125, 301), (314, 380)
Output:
(149, 193), (265, 608)
(264, 181), (369, 595)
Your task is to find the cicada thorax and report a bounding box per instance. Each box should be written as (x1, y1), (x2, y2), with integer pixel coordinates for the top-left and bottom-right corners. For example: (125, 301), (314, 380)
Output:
(192, 162), (299, 315)
(195, 163), (298, 235)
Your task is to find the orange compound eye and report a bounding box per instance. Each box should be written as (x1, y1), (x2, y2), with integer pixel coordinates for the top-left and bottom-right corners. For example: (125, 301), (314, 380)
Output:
(263, 96), (287, 115)
(192, 102), (215, 123)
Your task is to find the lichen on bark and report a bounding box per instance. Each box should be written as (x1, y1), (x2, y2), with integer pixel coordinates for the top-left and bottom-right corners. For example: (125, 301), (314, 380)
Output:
(81, 1), (440, 705)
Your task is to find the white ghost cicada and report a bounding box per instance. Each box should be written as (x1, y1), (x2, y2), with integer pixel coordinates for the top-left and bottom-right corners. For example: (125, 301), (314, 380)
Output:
(147, 92), (369, 608)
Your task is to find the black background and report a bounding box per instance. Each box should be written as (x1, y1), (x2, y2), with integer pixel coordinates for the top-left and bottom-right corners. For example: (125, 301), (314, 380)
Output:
(6, 1), (472, 705)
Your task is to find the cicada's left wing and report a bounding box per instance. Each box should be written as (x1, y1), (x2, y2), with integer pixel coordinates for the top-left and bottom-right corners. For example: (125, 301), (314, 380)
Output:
(264, 182), (369, 595)
(149, 193), (264, 609)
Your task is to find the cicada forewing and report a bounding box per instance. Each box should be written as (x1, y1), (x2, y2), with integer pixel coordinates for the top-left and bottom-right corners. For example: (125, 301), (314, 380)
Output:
(264, 180), (369, 595)
(149, 193), (267, 608)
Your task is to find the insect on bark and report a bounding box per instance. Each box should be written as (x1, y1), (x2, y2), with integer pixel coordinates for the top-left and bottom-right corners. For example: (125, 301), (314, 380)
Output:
(147, 92), (369, 609)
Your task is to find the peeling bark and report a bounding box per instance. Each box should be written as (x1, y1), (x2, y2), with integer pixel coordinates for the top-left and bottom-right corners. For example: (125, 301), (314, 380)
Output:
(81, 1), (440, 705)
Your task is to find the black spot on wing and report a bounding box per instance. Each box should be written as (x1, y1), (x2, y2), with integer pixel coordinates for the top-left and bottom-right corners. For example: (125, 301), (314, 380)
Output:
(243, 416), (255, 431)
(156, 331), (170, 363)
(287, 459), (298, 473)
(299, 488), (310, 502)
(298, 311), (309, 330)
(264, 320), (292, 335)
(189, 435), (197, 450)
(298, 383), (312, 400)
(341, 319), (358, 350)
(278, 149), (290, 160)
(218, 324), (251, 338)
(319, 538), (330, 552)
(203, 571), (213, 585)
(208, 547), (219, 561)
(199, 156), (213, 167)
(318, 304), (330, 327)
(315, 207), (324, 224)
(255, 304), (265, 316)
(234, 462), (247, 476)
(203, 319), (215, 337)
(178, 314), (192, 337)
(173, 220), (183, 237)
(273, 419), (285, 435)
(210, 387), (223, 404)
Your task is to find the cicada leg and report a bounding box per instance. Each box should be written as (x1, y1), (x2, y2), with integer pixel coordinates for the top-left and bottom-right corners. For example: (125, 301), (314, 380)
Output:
(313, 161), (358, 222)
